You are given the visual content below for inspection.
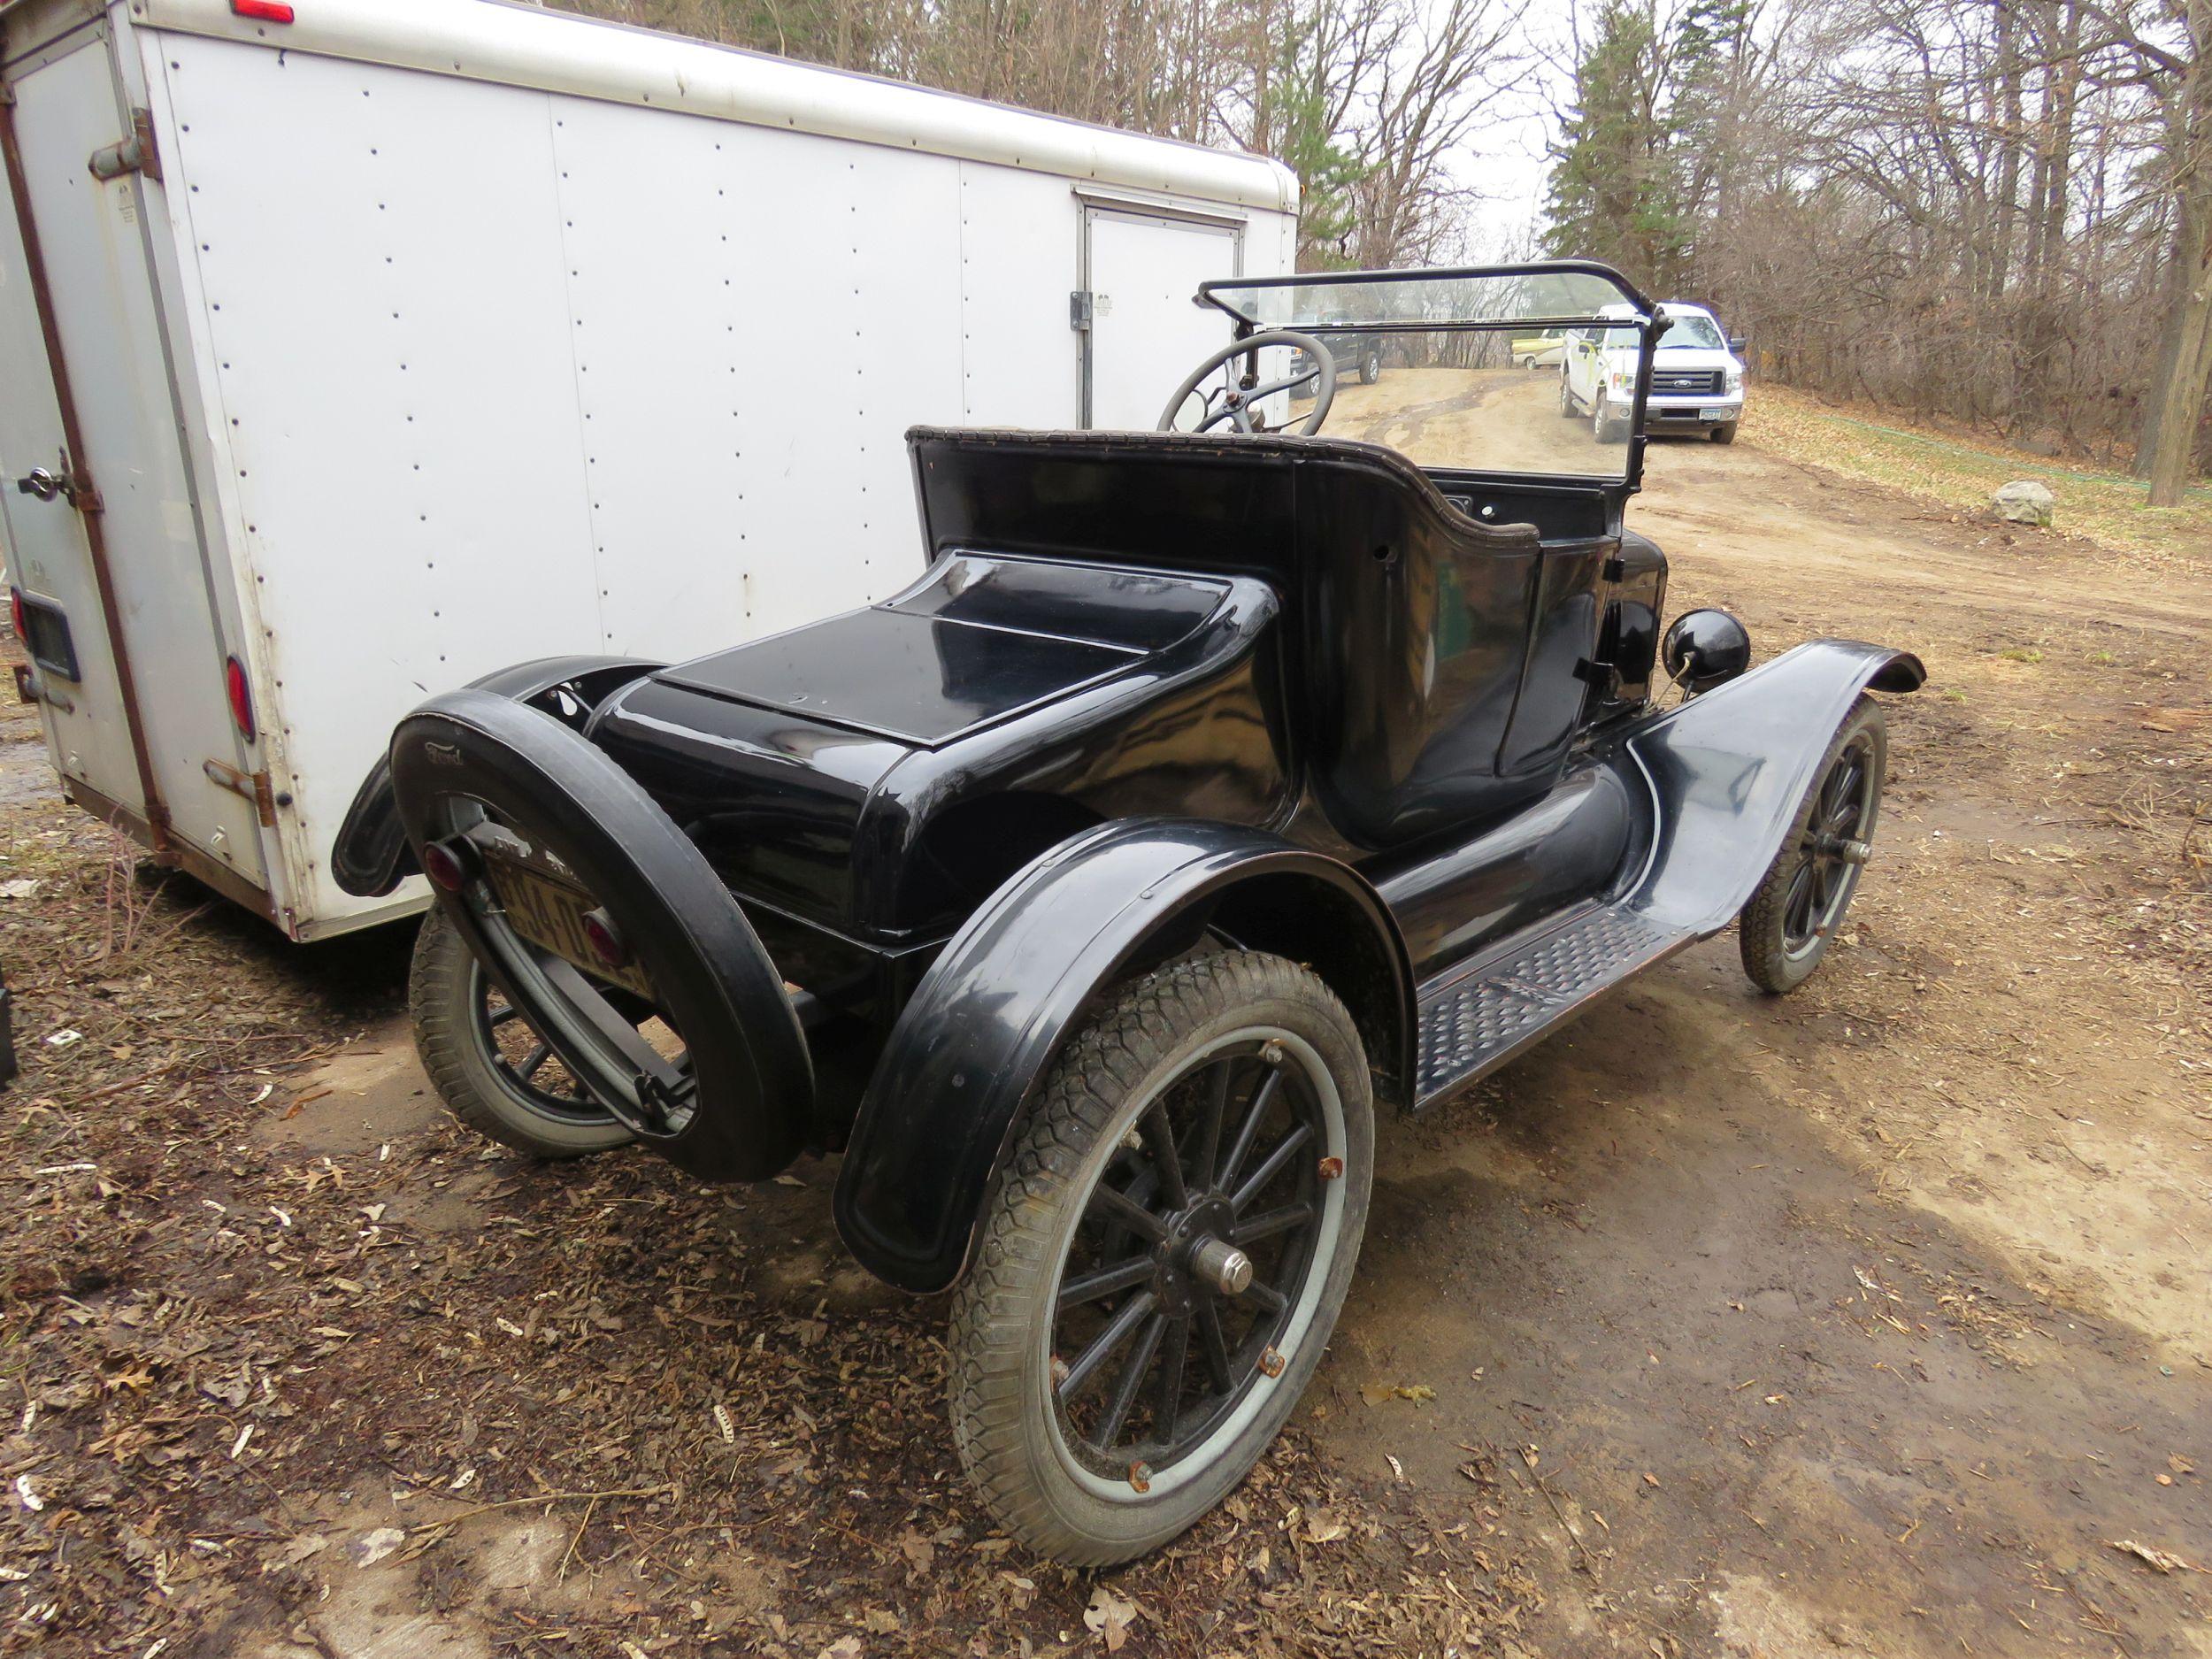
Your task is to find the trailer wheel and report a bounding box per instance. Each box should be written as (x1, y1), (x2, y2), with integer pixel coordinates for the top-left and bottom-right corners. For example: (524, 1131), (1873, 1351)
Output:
(410, 908), (635, 1157)
(949, 951), (1371, 1566)
(1740, 696), (1886, 994)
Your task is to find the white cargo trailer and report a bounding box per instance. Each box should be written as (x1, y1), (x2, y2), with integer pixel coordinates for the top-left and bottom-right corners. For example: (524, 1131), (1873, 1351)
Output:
(0, 0), (1297, 937)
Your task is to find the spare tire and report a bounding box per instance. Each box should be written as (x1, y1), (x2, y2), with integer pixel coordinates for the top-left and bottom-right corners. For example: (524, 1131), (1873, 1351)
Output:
(388, 688), (813, 1180)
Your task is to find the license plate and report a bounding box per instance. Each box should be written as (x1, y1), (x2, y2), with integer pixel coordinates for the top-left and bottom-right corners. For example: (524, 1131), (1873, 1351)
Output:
(1700, 405), (1732, 422)
(480, 847), (657, 1001)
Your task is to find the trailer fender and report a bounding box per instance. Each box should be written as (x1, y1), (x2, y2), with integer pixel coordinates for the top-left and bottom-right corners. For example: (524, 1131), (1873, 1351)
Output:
(1627, 639), (1924, 934)
(832, 818), (1415, 1294)
(332, 656), (661, 898)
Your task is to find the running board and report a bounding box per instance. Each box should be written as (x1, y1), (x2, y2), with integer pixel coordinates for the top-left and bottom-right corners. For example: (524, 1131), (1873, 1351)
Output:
(1413, 904), (1687, 1107)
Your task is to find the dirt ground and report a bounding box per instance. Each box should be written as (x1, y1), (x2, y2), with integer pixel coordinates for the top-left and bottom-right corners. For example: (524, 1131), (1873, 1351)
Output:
(2, 431), (2207, 1658)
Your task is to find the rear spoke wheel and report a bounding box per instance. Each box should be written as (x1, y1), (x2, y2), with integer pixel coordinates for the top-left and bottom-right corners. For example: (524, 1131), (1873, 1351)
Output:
(951, 952), (1374, 1566)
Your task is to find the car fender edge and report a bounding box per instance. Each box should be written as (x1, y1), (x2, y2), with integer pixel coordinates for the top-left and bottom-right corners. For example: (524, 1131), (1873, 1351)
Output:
(832, 818), (1413, 1294)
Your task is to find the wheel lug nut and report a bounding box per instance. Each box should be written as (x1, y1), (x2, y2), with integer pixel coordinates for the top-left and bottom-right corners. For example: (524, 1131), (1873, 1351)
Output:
(1050, 1355), (1070, 1388)
(1258, 1348), (1286, 1378)
(1260, 1041), (1284, 1066)
(1127, 1460), (1152, 1493)
(1317, 1156), (1344, 1180)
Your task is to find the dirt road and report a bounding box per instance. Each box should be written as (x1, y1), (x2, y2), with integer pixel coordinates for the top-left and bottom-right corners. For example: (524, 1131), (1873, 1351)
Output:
(1319, 437), (2212, 1656)
(2, 434), (2205, 1657)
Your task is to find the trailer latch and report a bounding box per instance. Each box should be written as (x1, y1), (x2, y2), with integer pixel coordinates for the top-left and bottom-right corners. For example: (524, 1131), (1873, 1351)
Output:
(1069, 290), (1093, 332)
(14, 457), (101, 514)
(204, 757), (277, 827)
(88, 109), (161, 185)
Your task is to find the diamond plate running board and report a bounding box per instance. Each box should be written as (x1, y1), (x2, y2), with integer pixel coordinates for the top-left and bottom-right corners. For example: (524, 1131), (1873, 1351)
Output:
(1413, 904), (1686, 1107)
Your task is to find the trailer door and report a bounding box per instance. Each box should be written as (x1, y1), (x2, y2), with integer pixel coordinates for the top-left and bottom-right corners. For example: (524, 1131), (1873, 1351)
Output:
(1082, 206), (1240, 430)
(0, 30), (268, 888)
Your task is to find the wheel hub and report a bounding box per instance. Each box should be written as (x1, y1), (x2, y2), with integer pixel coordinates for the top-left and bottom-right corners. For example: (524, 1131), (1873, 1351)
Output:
(1152, 1193), (1241, 1313)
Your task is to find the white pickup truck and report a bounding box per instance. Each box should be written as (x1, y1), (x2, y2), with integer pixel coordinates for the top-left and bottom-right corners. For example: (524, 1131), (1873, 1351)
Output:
(1561, 301), (1746, 444)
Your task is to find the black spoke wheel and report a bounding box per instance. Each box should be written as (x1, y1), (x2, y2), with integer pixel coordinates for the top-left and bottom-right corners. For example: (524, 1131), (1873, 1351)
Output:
(1740, 695), (1887, 994)
(950, 951), (1372, 1566)
(410, 908), (637, 1157)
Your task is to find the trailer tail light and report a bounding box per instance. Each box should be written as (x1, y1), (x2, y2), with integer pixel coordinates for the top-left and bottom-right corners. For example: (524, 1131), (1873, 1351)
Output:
(12, 591), (80, 682)
(224, 654), (257, 741)
(230, 0), (296, 20)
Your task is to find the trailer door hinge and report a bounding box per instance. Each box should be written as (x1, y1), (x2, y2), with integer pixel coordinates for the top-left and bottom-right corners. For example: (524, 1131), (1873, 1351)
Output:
(1070, 290), (1093, 332)
(88, 108), (160, 185)
(204, 758), (277, 827)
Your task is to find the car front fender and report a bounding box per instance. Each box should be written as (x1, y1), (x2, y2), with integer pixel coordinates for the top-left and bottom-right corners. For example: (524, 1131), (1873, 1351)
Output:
(832, 818), (1414, 1294)
(330, 656), (662, 898)
(1627, 639), (1924, 935)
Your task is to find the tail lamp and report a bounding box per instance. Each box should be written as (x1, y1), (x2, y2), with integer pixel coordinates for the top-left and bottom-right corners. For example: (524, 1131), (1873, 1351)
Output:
(420, 839), (472, 893)
(583, 908), (630, 972)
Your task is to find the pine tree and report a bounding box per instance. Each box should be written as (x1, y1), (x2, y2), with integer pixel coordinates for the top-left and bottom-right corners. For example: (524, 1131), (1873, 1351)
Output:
(1541, 0), (1686, 291)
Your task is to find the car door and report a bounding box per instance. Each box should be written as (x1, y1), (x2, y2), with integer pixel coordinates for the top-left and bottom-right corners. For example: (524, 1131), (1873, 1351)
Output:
(1564, 327), (1601, 403)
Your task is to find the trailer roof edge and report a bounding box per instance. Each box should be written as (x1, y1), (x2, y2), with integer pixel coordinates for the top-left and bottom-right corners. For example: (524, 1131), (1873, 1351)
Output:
(120, 0), (1302, 215)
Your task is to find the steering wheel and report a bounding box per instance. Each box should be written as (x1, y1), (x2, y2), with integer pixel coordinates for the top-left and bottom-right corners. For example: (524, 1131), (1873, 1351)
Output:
(1156, 328), (1338, 436)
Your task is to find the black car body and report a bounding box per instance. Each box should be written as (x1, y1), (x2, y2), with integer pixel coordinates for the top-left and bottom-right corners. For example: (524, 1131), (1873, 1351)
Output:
(336, 261), (1920, 1564)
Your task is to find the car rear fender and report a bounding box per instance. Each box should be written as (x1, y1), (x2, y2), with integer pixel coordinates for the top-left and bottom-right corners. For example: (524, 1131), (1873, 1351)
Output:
(1627, 640), (1924, 933)
(832, 818), (1415, 1294)
(332, 656), (661, 898)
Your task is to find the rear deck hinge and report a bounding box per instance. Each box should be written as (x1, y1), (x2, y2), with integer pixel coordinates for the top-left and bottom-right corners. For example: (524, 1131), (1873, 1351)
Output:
(88, 109), (160, 186)
(1069, 290), (1093, 332)
(1572, 657), (1621, 697)
(204, 757), (277, 827)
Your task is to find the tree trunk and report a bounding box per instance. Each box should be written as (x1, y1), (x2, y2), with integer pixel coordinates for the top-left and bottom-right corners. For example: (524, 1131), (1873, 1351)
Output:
(2141, 195), (2212, 506)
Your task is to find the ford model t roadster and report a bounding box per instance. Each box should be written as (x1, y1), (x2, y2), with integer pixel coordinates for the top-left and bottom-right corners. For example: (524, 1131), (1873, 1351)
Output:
(335, 262), (1921, 1564)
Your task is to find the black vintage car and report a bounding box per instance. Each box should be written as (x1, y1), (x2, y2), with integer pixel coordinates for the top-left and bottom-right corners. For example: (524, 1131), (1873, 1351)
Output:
(336, 262), (1921, 1566)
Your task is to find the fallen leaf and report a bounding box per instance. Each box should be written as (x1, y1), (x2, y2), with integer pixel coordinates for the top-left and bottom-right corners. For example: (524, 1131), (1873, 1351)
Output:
(2108, 1538), (2196, 1574)
(354, 1527), (405, 1568)
(1303, 1507), (1348, 1543)
(816, 1640), (863, 1659)
(1084, 1586), (1141, 1652)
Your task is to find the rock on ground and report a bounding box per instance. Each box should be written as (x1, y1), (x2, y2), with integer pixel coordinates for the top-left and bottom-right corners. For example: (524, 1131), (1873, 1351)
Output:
(1993, 478), (2055, 525)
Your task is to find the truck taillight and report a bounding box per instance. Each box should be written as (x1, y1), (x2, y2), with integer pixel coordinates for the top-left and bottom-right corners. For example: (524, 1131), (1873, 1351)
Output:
(225, 655), (257, 741)
(231, 0), (296, 20)
(7, 589), (21, 641)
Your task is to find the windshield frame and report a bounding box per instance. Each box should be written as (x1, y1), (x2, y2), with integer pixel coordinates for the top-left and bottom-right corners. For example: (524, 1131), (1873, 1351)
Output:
(1193, 259), (1663, 494)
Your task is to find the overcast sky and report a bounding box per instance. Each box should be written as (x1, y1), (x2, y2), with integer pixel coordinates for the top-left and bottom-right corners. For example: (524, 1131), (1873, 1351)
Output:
(1448, 1), (1578, 259)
